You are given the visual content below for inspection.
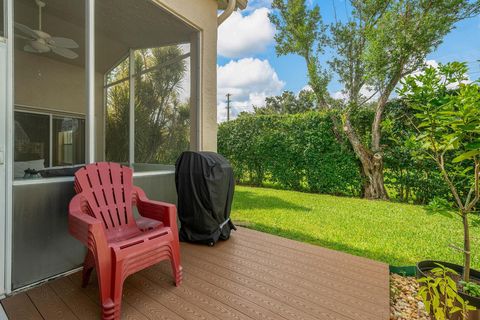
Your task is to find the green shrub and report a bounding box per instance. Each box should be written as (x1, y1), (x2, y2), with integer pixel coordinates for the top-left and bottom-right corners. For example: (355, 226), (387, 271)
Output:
(218, 112), (362, 196)
(219, 103), (461, 202)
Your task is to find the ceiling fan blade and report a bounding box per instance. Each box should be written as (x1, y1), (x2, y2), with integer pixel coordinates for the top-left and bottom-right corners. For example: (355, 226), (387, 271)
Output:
(14, 22), (40, 40)
(24, 44), (39, 53)
(47, 37), (79, 49)
(51, 46), (78, 59)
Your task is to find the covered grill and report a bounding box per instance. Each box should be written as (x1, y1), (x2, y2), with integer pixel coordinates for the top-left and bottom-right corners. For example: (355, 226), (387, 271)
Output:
(175, 151), (236, 245)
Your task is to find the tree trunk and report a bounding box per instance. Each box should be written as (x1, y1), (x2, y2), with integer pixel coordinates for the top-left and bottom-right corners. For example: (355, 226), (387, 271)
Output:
(343, 116), (389, 200)
(359, 152), (389, 200)
(463, 212), (471, 282)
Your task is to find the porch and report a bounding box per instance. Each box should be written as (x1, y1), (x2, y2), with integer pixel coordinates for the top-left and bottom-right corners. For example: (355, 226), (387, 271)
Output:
(1, 227), (390, 320)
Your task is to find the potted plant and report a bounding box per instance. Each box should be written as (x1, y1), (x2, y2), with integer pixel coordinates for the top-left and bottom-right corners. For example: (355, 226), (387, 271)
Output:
(399, 62), (480, 314)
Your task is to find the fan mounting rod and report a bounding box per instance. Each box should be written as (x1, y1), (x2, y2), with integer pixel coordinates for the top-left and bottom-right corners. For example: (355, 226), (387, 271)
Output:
(35, 0), (46, 31)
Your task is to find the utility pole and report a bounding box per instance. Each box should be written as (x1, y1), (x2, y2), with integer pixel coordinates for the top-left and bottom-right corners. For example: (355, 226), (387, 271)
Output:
(226, 93), (232, 122)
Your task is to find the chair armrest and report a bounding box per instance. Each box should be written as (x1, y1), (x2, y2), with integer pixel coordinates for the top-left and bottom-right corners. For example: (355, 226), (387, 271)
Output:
(133, 186), (178, 230)
(68, 194), (108, 253)
(110, 228), (170, 253)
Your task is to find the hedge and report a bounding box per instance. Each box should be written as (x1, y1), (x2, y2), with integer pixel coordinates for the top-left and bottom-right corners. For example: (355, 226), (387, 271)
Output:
(218, 112), (362, 196)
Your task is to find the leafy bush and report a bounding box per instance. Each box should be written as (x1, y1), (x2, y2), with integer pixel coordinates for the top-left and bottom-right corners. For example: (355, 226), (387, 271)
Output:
(218, 112), (362, 196)
(218, 100), (466, 203)
(418, 263), (476, 319)
(382, 100), (451, 204)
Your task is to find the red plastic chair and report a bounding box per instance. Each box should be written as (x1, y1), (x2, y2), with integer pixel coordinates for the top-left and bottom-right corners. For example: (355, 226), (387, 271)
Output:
(68, 162), (182, 320)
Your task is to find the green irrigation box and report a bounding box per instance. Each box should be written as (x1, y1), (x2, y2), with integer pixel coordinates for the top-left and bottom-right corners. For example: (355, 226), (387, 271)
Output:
(389, 265), (416, 276)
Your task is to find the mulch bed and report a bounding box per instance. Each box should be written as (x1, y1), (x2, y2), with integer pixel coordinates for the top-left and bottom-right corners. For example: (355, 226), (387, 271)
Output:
(390, 273), (431, 320)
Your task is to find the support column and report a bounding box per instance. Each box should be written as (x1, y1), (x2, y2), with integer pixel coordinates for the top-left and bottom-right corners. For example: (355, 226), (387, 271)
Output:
(129, 49), (135, 164)
(86, 0), (95, 163)
(190, 32), (202, 151)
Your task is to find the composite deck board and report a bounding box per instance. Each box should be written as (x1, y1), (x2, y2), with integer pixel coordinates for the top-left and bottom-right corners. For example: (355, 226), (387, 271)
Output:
(138, 268), (252, 320)
(182, 243), (382, 319)
(202, 236), (387, 295)
(232, 230), (388, 281)
(1, 227), (390, 320)
(49, 276), (103, 320)
(1, 293), (43, 320)
(236, 227), (387, 272)
(68, 273), (152, 320)
(182, 243), (386, 314)
(26, 284), (78, 320)
(175, 249), (376, 320)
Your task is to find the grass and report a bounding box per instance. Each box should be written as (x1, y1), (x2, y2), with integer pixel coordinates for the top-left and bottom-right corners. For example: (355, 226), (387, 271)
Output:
(231, 185), (480, 268)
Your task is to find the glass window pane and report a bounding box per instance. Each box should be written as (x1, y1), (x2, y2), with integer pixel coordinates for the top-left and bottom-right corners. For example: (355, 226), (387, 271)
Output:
(106, 57), (129, 85)
(14, 112), (50, 175)
(1, 0), (4, 38)
(52, 117), (85, 166)
(105, 81), (129, 163)
(134, 45), (191, 166)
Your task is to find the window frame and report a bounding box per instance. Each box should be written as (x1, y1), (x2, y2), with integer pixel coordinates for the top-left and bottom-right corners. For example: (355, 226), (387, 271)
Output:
(14, 106), (86, 169)
(0, 0), (6, 42)
(103, 43), (194, 168)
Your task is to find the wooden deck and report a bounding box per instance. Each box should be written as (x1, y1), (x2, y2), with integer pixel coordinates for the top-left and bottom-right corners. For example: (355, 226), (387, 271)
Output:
(1, 227), (390, 320)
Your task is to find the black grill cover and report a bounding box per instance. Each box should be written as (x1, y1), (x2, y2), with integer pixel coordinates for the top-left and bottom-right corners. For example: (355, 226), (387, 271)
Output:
(175, 151), (236, 245)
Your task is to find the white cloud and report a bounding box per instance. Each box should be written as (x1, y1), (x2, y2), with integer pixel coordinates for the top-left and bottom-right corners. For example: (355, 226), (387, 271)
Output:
(401, 59), (471, 92)
(218, 8), (275, 58)
(331, 85), (379, 103)
(332, 59), (472, 102)
(408, 59), (439, 78)
(217, 58), (285, 122)
(301, 85), (313, 92)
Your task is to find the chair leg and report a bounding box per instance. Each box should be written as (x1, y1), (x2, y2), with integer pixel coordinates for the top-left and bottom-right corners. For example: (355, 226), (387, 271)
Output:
(82, 250), (95, 288)
(99, 268), (123, 320)
(101, 291), (122, 320)
(101, 298), (117, 320)
(170, 245), (183, 286)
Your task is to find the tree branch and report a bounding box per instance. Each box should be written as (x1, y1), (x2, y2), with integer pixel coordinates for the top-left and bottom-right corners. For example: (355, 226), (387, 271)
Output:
(437, 153), (465, 211)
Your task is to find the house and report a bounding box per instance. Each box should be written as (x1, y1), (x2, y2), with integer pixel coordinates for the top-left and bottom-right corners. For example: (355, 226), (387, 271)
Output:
(0, 0), (247, 296)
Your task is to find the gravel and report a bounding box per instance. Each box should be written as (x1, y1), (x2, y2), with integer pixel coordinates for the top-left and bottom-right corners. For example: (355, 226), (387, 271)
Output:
(390, 273), (431, 320)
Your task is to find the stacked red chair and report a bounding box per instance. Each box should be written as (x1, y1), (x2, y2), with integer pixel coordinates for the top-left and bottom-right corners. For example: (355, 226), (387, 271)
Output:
(68, 162), (182, 320)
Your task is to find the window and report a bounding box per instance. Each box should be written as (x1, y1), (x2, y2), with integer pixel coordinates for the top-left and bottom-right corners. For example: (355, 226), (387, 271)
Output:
(0, 0), (4, 39)
(14, 112), (50, 166)
(105, 58), (130, 163)
(105, 44), (192, 169)
(52, 117), (85, 166)
(14, 110), (85, 177)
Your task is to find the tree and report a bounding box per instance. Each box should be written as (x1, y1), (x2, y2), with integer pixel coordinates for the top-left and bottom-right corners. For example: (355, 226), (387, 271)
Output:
(269, 0), (330, 107)
(253, 89), (317, 115)
(270, 0), (480, 199)
(399, 62), (480, 282)
(106, 46), (190, 165)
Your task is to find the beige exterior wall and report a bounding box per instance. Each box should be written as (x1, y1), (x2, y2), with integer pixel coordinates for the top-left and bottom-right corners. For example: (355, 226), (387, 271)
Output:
(155, 0), (219, 152)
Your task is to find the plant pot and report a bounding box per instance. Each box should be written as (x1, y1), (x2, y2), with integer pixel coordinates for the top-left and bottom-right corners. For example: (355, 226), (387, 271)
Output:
(417, 260), (480, 320)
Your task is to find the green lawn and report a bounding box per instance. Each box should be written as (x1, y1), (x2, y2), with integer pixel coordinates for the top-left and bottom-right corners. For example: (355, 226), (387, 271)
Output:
(231, 185), (479, 268)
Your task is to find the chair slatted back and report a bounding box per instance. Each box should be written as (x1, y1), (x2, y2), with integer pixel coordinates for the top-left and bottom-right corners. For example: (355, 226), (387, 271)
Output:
(74, 162), (136, 232)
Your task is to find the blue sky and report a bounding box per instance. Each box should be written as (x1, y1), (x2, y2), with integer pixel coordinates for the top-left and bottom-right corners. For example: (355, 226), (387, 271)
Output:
(216, 0), (480, 121)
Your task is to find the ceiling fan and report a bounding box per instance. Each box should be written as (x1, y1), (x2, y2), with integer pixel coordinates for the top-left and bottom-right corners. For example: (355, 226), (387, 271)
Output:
(15, 0), (79, 59)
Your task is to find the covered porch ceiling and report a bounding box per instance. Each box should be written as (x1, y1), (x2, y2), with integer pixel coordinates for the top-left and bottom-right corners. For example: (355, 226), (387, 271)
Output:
(218, 0), (248, 10)
(14, 0), (197, 73)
